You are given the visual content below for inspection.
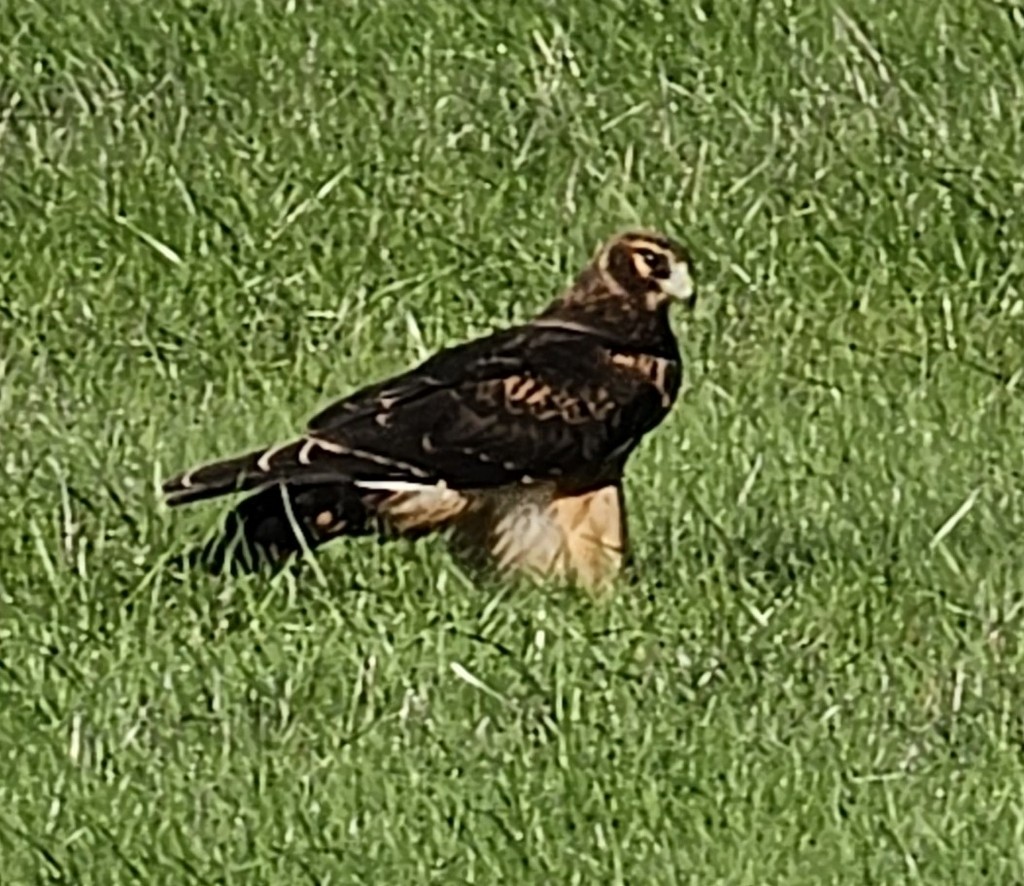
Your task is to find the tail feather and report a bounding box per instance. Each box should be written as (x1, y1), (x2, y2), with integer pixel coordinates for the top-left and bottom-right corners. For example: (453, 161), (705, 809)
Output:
(163, 435), (452, 574)
(162, 434), (432, 508)
(162, 449), (275, 507)
(184, 480), (376, 575)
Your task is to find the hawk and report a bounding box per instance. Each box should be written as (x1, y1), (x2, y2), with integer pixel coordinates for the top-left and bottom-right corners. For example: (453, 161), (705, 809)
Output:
(161, 229), (696, 591)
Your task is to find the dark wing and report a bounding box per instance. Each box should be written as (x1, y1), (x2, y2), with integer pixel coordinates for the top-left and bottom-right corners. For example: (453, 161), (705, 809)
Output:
(162, 325), (673, 505)
(303, 324), (672, 488)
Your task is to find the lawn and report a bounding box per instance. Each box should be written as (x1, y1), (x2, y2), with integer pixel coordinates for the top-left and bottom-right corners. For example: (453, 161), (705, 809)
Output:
(2, 0), (1023, 882)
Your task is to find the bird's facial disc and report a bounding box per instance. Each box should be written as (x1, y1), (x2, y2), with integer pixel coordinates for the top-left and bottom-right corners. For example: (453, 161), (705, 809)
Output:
(614, 234), (696, 308)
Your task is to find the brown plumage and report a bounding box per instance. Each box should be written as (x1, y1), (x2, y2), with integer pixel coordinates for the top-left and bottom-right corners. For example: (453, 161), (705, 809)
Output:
(162, 229), (696, 591)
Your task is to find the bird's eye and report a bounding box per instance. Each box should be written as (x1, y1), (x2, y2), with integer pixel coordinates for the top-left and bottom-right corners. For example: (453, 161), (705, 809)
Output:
(637, 249), (669, 278)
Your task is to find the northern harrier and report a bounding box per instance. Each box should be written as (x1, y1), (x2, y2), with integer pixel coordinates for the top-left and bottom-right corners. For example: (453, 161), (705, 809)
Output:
(162, 229), (696, 591)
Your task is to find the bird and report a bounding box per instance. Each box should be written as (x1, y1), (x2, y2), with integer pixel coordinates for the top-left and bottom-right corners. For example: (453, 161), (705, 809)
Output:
(161, 228), (696, 592)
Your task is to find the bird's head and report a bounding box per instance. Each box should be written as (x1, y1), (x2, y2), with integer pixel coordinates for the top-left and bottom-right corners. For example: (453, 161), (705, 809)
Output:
(534, 227), (697, 341)
(596, 229), (696, 310)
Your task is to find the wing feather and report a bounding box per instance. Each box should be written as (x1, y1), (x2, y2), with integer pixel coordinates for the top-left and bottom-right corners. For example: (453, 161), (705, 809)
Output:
(299, 325), (674, 489)
(163, 324), (679, 506)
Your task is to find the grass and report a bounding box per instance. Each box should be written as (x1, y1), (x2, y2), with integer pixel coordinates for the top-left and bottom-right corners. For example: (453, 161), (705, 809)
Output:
(2, 0), (1023, 881)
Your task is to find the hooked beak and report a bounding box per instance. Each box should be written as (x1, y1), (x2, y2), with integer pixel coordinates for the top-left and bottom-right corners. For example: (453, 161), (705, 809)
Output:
(664, 262), (697, 309)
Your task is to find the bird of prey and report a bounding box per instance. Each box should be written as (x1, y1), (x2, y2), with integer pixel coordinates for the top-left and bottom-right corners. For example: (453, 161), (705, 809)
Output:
(161, 229), (696, 592)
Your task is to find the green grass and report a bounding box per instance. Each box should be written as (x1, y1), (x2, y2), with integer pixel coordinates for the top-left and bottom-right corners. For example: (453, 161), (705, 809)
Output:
(2, 0), (1023, 882)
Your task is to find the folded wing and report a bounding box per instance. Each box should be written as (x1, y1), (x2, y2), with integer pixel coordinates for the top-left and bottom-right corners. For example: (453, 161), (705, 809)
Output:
(162, 325), (667, 507)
